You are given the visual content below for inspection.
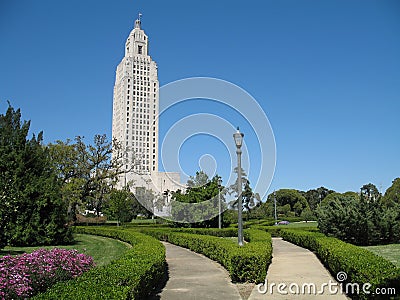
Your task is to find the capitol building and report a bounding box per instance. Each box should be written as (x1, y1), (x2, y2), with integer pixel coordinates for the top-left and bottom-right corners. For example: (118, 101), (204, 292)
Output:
(112, 15), (181, 203)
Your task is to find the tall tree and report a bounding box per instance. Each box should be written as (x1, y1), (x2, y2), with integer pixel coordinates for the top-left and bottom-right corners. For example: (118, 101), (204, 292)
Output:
(360, 183), (380, 201)
(241, 181), (260, 220)
(134, 186), (156, 218)
(228, 167), (252, 211)
(0, 104), (72, 248)
(48, 135), (128, 222)
(187, 171), (209, 188)
(302, 187), (335, 211)
(104, 189), (134, 226)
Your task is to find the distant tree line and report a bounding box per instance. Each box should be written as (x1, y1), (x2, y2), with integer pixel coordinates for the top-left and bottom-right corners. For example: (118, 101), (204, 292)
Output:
(249, 187), (334, 221)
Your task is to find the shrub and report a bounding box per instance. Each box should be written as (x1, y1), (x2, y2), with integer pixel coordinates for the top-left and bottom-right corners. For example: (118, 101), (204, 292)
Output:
(33, 227), (165, 300)
(137, 227), (272, 283)
(0, 105), (73, 248)
(317, 192), (400, 245)
(0, 248), (94, 299)
(280, 229), (400, 299)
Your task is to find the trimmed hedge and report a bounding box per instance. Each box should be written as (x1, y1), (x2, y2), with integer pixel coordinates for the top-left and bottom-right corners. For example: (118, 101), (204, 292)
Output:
(280, 229), (400, 299)
(33, 227), (165, 300)
(254, 224), (319, 237)
(137, 227), (272, 283)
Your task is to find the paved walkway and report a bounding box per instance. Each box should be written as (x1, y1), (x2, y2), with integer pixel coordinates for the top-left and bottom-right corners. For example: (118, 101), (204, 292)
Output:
(150, 242), (242, 300)
(248, 238), (348, 299)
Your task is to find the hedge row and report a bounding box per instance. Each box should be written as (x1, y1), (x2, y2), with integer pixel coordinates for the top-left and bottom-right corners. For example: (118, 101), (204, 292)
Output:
(137, 227), (272, 283)
(250, 224), (319, 237)
(280, 229), (400, 299)
(137, 227), (240, 238)
(33, 227), (165, 300)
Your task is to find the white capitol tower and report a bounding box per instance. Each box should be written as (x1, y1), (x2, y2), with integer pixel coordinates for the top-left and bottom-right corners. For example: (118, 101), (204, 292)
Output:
(112, 14), (181, 199)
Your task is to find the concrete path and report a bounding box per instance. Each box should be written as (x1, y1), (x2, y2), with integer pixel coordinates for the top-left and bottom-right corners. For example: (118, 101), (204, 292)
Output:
(150, 242), (242, 300)
(248, 238), (348, 299)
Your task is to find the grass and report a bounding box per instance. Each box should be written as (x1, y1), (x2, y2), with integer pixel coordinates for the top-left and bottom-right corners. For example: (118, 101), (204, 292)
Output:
(282, 221), (318, 229)
(0, 234), (130, 266)
(363, 243), (400, 268)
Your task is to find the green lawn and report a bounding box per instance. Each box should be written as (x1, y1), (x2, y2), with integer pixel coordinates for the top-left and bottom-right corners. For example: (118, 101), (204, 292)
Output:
(0, 234), (130, 266)
(363, 244), (400, 268)
(283, 221), (318, 228)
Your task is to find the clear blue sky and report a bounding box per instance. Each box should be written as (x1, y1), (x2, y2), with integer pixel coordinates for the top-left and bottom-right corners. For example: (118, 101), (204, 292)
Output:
(1, 0), (399, 198)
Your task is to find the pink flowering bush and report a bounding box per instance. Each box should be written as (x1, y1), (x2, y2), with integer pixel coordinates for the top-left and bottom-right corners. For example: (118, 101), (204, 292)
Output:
(0, 248), (95, 299)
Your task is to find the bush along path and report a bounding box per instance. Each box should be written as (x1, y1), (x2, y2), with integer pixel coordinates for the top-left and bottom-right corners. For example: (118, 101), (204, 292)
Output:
(137, 227), (273, 283)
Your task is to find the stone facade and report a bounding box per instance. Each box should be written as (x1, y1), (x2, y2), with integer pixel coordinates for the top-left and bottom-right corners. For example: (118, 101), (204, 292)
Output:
(112, 16), (182, 200)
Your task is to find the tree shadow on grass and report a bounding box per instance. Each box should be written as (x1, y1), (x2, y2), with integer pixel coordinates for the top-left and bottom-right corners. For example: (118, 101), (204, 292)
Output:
(0, 249), (25, 256)
(147, 263), (170, 299)
(0, 238), (82, 257)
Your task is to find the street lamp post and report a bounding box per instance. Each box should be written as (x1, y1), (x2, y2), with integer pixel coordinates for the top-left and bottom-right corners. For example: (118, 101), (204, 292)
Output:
(218, 177), (223, 229)
(233, 127), (244, 246)
(274, 191), (277, 225)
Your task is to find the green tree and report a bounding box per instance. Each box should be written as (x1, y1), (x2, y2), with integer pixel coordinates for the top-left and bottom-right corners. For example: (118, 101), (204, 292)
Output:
(104, 189), (134, 226)
(383, 178), (400, 207)
(302, 187), (335, 211)
(133, 186), (156, 218)
(317, 192), (359, 243)
(228, 167), (259, 218)
(317, 186), (400, 245)
(300, 207), (315, 222)
(267, 189), (309, 216)
(170, 172), (225, 227)
(104, 187), (155, 224)
(48, 135), (128, 222)
(293, 201), (304, 217)
(228, 167), (249, 200)
(187, 171), (209, 188)
(0, 104), (72, 248)
(241, 181), (260, 220)
(278, 204), (292, 216)
(360, 183), (380, 201)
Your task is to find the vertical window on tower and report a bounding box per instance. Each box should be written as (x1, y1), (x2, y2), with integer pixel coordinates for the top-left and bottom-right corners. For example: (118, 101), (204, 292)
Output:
(138, 45), (143, 54)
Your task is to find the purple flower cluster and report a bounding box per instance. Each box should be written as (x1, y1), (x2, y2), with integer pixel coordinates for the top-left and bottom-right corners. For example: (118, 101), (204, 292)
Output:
(0, 248), (95, 299)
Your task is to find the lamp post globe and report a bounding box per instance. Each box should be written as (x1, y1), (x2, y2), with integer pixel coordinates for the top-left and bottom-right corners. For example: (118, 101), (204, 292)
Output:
(233, 127), (244, 246)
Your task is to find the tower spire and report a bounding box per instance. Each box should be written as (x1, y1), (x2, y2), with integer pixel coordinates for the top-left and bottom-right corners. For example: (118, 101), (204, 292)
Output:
(134, 13), (142, 29)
